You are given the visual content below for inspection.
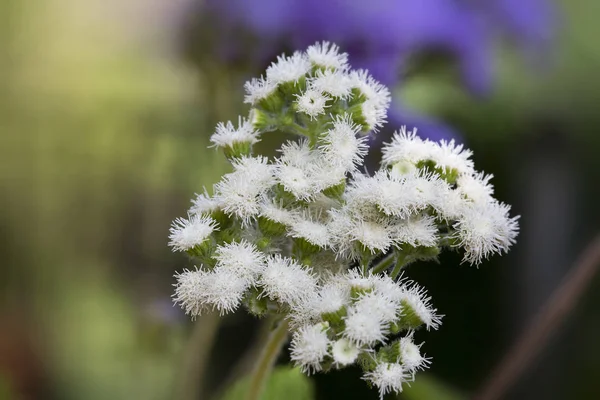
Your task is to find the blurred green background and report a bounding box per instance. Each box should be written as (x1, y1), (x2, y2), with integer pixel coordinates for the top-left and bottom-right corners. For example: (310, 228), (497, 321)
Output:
(1, 0), (599, 399)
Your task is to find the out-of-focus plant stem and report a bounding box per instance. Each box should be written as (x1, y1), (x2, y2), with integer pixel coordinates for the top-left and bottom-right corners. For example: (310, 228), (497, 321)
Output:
(177, 312), (221, 400)
(474, 234), (600, 400)
(246, 317), (290, 400)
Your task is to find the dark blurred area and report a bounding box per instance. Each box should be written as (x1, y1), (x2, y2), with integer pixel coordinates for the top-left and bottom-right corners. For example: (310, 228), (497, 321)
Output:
(1, 0), (598, 399)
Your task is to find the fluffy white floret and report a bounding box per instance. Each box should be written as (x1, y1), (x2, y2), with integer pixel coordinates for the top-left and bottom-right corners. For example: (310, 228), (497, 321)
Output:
(393, 215), (439, 248)
(343, 308), (388, 346)
(207, 268), (249, 315)
(399, 284), (442, 330)
(306, 41), (348, 70)
(215, 156), (275, 223)
(332, 338), (360, 366)
(353, 291), (400, 324)
(381, 127), (436, 167)
(213, 240), (266, 283)
(189, 190), (221, 216)
(319, 115), (368, 172)
(210, 117), (260, 148)
(457, 171), (495, 205)
(266, 51), (311, 84)
(168, 215), (218, 252)
(430, 139), (474, 176)
(260, 255), (317, 306)
(453, 201), (520, 265)
(349, 69), (390, 131)
(399, 335), (430, 372)
(289, 216), (331, 248)
(259, 198), (297, 227)
(364, 362), (410, 399)
(173, 268), (248, 317)
(296, 89), (330, 119)
(244, 76), (277, 104)
(310, 69), (352, 98)
(173, 268), (211, 317)
(276, 163), (318, 200)
(278, 139), (313, 166)
(290, 323), (331, 374)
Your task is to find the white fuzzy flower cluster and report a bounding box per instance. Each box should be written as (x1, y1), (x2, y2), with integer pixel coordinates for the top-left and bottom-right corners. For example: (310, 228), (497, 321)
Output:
(170, 42), (519, 398)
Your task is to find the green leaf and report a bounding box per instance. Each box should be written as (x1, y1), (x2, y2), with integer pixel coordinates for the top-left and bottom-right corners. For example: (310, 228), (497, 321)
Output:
(400, 374), (465, 400)
(220, 366), (315, 400)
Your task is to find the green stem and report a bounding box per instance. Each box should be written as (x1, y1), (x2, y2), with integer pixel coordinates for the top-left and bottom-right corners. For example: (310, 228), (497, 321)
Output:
(391, 252), (410, 280)
(246, 318), (290, 400)
(372, 253), (395, 274)
(177, 312), (221, 400)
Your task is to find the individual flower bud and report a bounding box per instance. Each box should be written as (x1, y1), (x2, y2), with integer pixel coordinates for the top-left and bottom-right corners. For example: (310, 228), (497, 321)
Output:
(309, 69), (352, 98)
(259, 255), (317, 306)
(295, 89), (330, 119)
(213, 240), (266, 283)
(290, 322), (331, 374)
(305, 41), (348, 71)
(343, 307), (388, 346)
(396, 285), (442, 331)
(266, 51), (311, 86)
(363, 362), (410, 399)
(318, 115), (367, 173)
(453, 200), (520, 265)
(332, 338), (360, 367)
(168, 215), (218, 254)
(398, 335), (430, 372)
(210, 117), (261, 159)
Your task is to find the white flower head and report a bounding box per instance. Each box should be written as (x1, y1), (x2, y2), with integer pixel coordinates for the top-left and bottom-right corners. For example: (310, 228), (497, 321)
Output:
(306, 41), (348, 70)
(430, 139), (475, 176)
(290, 322), (331, 374)
(168, 215), (218, 252)
(332, 338), (360, 366)
(173, 268), (211, 318)
(289, 214), (331, 248)
(259, 198), (297, 227)
(457, 171), (495, 205)
(296, 89), (331, 119)
(349, 69), (391, 131)
(364, 362), (410, 399)
(260, 255), (317, 306)
(173, 267), (248, 317)
(353, 291), (400, 324)
(399, 335), (430, 372)
(276, 163), (318, 200)
(214, 240), (266, 283)
(278, 139), (313, 166)
(266, 51), (311, 85)
(361, 99), (388, 132)
(399, 284), (442, 330)
(319, 115), (368, 172)
(189, 189), (221, 216)
(210, 117), (261, 149)
(393, 215), (439, 248)
(343, 307), (388, 346)
(309, 69), (352, 98)
(350, 218), (395, 255)
(215, 156), (275, 223)
(205, 268), (249, 315)
(453, 201), (520, 265)
(381, 127), (436, 167)
(244, 76), (277, 104)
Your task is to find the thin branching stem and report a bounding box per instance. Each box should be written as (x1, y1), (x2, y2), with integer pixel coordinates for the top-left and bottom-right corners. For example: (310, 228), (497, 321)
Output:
(246, 317), (290, 400)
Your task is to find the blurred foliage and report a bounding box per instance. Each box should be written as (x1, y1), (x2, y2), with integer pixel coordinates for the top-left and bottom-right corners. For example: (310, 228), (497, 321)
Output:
(221, 367), (314, 400)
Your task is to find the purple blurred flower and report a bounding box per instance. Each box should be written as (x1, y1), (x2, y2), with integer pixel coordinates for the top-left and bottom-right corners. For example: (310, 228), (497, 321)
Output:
(187, 0), (553, 141)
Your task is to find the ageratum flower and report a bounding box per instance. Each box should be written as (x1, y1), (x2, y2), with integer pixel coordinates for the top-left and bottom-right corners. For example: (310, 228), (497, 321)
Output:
(170, 43), (519, 398)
